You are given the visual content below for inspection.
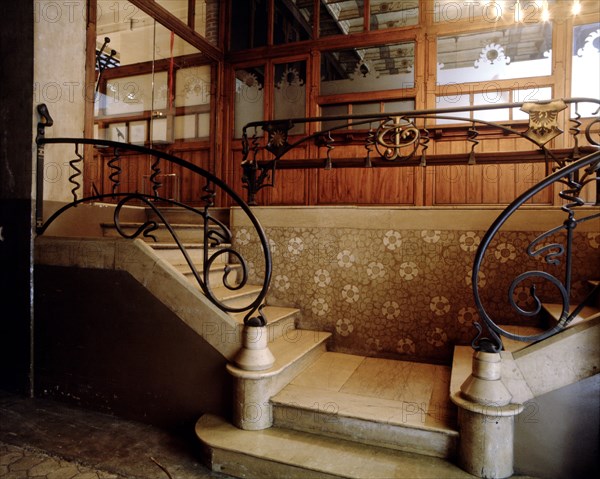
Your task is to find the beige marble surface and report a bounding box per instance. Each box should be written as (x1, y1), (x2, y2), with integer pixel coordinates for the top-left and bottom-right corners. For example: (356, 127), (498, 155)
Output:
(280, 352), (456, 431)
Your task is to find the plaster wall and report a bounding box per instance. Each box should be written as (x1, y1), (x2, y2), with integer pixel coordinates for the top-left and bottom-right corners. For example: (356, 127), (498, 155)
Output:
(33, 0), (87, 203)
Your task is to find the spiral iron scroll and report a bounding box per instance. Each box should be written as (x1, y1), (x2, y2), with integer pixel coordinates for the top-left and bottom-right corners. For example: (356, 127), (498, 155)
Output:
(472, 150), (600, 352)
(36, 112), (271, 326)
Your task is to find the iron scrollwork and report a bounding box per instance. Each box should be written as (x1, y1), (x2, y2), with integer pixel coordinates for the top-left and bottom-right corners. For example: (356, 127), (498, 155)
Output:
(472, 150), (600, 352)
(36, 104), (272, 327)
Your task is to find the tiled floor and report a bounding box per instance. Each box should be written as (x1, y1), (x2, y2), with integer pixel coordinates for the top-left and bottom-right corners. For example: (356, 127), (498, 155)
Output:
(281, 352), (456, 430)
(0, 391), (232, 479)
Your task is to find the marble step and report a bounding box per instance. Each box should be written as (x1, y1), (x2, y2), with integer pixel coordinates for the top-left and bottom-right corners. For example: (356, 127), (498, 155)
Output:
(195, 414), (477, 479)
(176, 262), (243, 289)
(229, 305), (300, 342)
(227, 330), (332, 431)
(542, 302), (600, 328)
(271, 352), (457, 459)
(150, 242), (229, 266)
(145, 206), (230, 226)
(101, 222), (214, 244)
(210, 283), (263, 310)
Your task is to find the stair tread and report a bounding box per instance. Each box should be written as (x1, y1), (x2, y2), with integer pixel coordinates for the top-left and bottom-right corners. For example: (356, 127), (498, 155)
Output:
(543, 302), (600, 325)
(149, 242), (229, 249)
(210, 283), (262, 301)
(229, 305), (299, 324)
(227, 330), (331, 379)
(273, 383), (457, 435)
(176, 262), (242, 273)
(272, 352), (456, 435)
(101, 222), (207, 228)
(195, 414), (474, 479)
(498, 324), (546, 352)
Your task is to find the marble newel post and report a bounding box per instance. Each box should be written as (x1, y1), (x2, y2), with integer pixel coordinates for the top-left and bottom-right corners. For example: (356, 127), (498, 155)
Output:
(451, 351), (523, 479)
(227, 325), (276, 431)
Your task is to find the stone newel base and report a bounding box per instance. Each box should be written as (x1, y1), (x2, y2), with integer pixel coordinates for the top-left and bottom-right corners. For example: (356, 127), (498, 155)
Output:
(451, 351), (523, 479)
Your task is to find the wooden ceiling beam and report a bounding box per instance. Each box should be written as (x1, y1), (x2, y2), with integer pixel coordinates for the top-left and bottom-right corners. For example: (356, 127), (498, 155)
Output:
(127, 0), (223, 63)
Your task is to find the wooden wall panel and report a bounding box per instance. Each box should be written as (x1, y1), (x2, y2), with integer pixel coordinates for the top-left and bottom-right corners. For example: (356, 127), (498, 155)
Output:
(316, 167), (417, 204)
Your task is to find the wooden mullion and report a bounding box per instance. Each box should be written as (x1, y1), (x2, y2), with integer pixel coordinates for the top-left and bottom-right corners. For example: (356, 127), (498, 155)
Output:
(188, 0), (195, 30)
(128, 0), (223, 62)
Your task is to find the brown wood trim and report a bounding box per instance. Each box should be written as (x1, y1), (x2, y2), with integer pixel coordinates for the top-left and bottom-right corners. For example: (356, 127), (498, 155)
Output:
(128, 0), (223, 62)
(255, 148), (594, 170)
(100, 53), (212, 80)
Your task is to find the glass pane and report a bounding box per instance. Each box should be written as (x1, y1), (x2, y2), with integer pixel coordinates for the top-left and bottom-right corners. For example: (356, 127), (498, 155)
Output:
(102, 72), (168, 116)
(320, 0), (364, 37)
(274, 61), (307, 134)
(197, 112), (211, 138)
(473, 91), (510, 122)
(274, 0), (313, 45)
(194, 0), (219, 45)
(175, 114), (197, 139)
(352, 102), (381, 116)
(370, 0), (418, 30)
(513, 86), (552, 120)
(234, 67), (265, 138)
(571, 23), (600, 117)
(175, 66), (211, 107)
(435, 94), (471, 125)
(230, 0), (268, 51)
(321, 104), (349, 130)
(437, 24), (552, 84)
(434, 0), (556, 24)
(155, 0), (187, 22)
(383, 99), (415, 112)
(321, 42), (415, 95)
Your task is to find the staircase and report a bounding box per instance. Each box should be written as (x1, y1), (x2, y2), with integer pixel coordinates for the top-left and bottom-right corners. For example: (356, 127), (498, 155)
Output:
(195, 268), (600, 479)
(34, 204), (599, 478)
(100, 206), (321, 352)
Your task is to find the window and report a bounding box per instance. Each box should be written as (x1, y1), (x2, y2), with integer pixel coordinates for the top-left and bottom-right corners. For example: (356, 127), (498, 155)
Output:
(571, 22), (600, 117)
(321, 42), (415, 95)
(437, 23), (553, 85)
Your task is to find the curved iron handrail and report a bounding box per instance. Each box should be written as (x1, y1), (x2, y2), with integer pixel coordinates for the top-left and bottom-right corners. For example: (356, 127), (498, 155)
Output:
(35, 104), (271, 326)
(241, 98), (600, 204)
(471, 150), (600, 352)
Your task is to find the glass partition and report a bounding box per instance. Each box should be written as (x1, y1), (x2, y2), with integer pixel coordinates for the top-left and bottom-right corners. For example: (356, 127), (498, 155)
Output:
(370, 0), (418, 30)
(321, 41), (415, 95)
(437, 23), (552, 84)
(571, 22), (600, 117)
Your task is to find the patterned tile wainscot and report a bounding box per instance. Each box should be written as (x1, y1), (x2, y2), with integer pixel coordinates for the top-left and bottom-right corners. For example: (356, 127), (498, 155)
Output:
(231, 207), (600, 364)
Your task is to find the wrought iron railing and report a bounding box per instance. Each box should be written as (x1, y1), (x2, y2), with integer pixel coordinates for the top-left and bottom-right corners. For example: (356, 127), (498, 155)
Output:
(241, 97), (600, 205)
(35, 104), (271, 326)
(472, 149), (600, 352)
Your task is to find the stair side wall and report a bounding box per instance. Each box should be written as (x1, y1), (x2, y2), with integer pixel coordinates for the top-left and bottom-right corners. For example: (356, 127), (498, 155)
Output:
(34, 265), (232, 429)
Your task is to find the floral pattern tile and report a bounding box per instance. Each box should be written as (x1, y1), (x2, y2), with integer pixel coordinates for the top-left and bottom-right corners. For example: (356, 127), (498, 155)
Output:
(232, 224), (600, 364)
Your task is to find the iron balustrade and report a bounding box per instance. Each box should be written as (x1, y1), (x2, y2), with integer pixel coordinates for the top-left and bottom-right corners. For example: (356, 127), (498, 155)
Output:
(472, 149), (600, 352)
(35, 104), (272, 327)
(239, 97), (600, 350)
(240, 97), (600, 206)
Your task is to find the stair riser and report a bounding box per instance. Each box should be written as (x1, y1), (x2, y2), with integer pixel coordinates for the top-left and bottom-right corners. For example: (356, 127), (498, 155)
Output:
(272, 406), (457, 459)
(103, 226), (207, 244)
(218, 292), (262, 310)
(146, 207), (230, 226)
(153, 247), (228, 266)
(205, 448), (343, 479)
(183, 268), (242, 290)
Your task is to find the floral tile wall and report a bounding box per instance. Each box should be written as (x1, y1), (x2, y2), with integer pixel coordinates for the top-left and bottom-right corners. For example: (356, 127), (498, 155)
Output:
(233, 224), (600, 365)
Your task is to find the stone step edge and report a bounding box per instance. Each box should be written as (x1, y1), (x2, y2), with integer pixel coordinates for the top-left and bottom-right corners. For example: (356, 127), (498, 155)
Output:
(229, 305), (300, 326)
(195, 414), (472, 479)
(542, 302), (600, 326)
(227, 330), (331, 380)
(148, 242), (232, 249)
(271, 384), (458, 437)
(101, 222), (214, 229)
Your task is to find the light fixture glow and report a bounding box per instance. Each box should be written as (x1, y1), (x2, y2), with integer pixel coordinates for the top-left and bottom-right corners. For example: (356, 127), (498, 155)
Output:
(514, 0), (523, 23)
(541, 0), (550, 21)
(572, 1), (582, 15)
